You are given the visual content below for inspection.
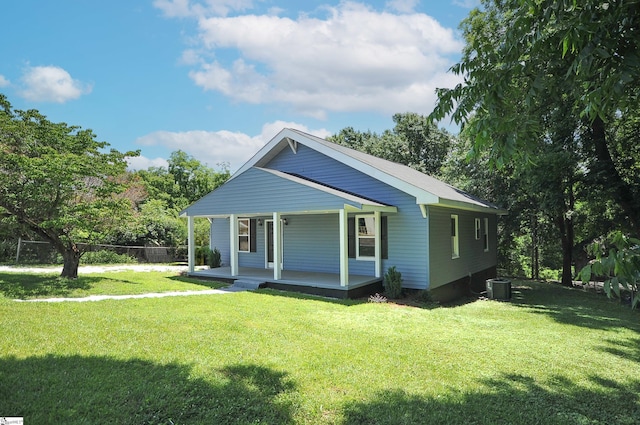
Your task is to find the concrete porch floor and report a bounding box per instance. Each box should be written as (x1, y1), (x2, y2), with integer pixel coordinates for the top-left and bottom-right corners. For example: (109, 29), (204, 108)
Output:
(188, 267), (383, 299)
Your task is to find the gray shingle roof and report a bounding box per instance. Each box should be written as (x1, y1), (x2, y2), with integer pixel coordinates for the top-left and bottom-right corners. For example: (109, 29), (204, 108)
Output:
(233, 128), (506, 214)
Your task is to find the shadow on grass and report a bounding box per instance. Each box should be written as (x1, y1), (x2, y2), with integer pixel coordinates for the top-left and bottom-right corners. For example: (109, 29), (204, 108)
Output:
(598, 336), (640, 364)
(0, 355), (296, 425)
(167, 274), (229, 290)
(341, 373), (640, 425)
(255, 288), (368, 306)
(510, 281), (640, 333)
(0, 273), (95, 299)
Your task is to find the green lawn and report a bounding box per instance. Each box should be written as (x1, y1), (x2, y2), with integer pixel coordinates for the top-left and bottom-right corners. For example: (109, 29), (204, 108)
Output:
(0, 271), (226, 299)
(0, 272), (638, 424)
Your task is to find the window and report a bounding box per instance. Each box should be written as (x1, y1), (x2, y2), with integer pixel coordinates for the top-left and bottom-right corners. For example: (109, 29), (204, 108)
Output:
(238, 218), (250, 252)
(483, 218), (489, 252)
(357, 215), (376, 260)
(348, 216), (387, 260)
(451, 214), (459, 259)
(475, 218), (481, 240)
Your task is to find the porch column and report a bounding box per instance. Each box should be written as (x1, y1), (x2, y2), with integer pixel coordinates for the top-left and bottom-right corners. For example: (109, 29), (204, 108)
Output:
(187, 216), (195, 273)
(339, 209), (349, 287)
(229, 214), (238, 276)
(374, 210), (381, 278)
(273, 212), (282, 280)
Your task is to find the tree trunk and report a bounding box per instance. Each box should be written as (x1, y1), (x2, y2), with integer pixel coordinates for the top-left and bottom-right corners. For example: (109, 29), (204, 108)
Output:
(531, 213), (540, 280)
(60, 248), (81, 279)
(560, 218), (574, 287)
(591, 116), (639, 233)
(556, 214), (574, 287)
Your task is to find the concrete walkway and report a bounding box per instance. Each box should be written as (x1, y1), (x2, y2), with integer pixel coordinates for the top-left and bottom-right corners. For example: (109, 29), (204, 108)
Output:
(4, 264), (248, 303)
(15, 286), (248, 303)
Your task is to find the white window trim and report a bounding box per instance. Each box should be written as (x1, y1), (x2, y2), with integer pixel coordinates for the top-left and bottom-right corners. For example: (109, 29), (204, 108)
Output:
(483, 217), (490, 252)
(451, 214), (460, 259)
(475, 218), (481, 240)
(237, 218), (250, 253)
(356, 214), (376, 261)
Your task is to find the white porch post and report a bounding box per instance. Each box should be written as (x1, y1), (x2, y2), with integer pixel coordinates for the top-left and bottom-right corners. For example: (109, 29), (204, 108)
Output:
(374, 210), (381, 278)
(187, 216), (195, 273)
(339, 209), (349, 287)
(229, 214), (238, 276)
(273, 212), (282, 280)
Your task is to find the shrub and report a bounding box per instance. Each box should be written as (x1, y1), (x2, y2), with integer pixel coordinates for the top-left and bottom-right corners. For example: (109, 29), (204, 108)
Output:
(383, 266), (403, 299)
(208, 247), (222, 268)
(81, 250), (137, 265)
(415, 290), (433, 303)
(195, 247), (210, 266)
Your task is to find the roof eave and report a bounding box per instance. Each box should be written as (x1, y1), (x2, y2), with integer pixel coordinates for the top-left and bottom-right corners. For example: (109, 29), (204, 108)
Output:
(426, 199), (508, 215)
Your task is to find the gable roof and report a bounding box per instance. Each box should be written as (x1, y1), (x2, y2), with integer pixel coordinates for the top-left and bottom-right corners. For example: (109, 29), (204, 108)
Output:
(233, 128), (507, 215)
(181, 166), (397, 217)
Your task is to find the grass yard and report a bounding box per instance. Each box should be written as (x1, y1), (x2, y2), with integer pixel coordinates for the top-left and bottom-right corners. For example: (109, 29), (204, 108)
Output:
(0, 272), (639, 424)
(0, 271), (226, 299)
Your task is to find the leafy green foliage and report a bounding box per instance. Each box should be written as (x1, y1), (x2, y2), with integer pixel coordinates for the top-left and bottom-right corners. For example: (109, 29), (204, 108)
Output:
(383, 266), (403, 299)
(0, 94), (139, 277)
(329, 112), (454, 176)
(431, 0), (640, 282)
(136, 150), (230, 212)
(80, 250), (137, 265)
(209, 247), (222, 268)
(578, 232), (640, 309)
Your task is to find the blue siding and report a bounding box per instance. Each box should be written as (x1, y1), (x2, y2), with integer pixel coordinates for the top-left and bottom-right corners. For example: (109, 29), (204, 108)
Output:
(210, 218), (230, 267)
(186, 167), (372, 216)
(283, 214), (339, 273)
(428, 206), (498, 289)
(201, 140), (500, 291)
(210, 216), (266, 269)
(266, 144), (430, 289)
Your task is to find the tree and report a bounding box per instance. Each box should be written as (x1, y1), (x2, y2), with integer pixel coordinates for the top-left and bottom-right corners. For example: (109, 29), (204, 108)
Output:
(0, 94), (139, 278)
(329, 113), (454, 176)
(430, 0), (640, 233)
(429, 0), (640, 286)
(137, 150), (230, 212)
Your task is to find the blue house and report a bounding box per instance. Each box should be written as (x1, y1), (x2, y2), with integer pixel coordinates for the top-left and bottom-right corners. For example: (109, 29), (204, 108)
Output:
(181, 128), (506, 301)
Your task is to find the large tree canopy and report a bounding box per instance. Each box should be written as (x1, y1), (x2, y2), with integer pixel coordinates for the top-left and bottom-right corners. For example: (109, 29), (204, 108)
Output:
(0, 94), (139, 278)
(427, 0), (640, 288)
(430, 0), (640, 234)
(329, 112), (454, 177)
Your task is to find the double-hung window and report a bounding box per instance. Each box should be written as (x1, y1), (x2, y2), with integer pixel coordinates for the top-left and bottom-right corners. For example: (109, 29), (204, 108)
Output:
(238, 218), (250, 252)
(475, 218), (481, 240)
(356, 215), (376, 260)
(451, 214), (459, 259)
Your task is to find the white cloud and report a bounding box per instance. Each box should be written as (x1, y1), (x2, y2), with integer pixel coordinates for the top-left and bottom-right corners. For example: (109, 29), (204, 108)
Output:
(126, 156), (169, 171)
(0, 75), (9, 87)
(159, 1), (464, 118)
(134, 121), (330, 172)
(19, 65), (92, 103)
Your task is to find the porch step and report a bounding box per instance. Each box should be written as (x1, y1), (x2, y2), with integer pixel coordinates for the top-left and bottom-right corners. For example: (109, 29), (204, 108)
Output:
(232, 279), (266, 290)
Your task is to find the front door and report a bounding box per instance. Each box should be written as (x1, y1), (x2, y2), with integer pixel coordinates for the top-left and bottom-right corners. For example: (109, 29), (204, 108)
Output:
(266, 220), (284, 268)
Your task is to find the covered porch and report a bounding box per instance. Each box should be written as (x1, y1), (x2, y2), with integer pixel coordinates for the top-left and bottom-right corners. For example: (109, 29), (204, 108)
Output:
(180, 166), (396, 297)
(189, 266), (383, 299)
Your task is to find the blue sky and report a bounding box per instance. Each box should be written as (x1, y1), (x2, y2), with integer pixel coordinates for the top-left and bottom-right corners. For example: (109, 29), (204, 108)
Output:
(0, 0), (478, 172)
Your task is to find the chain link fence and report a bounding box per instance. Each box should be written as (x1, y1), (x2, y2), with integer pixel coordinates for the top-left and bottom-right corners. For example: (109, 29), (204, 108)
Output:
(2, 239), (194, 265)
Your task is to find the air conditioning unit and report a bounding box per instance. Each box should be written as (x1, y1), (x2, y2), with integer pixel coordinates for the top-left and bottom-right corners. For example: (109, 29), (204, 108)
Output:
(486, 278), (511, 300)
